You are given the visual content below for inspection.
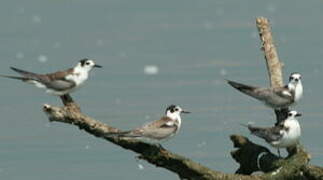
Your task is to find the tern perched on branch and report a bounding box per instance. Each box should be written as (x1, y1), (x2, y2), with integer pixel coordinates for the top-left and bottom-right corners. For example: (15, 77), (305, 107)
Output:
(243, 110), (302, 156)
(227, 73), (303, 110)
(0, 58), (102, 96)
(105, 105), (190, 143)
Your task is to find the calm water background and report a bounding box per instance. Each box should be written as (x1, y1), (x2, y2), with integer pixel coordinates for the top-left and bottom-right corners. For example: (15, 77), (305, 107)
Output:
(1, 0), (323, 179)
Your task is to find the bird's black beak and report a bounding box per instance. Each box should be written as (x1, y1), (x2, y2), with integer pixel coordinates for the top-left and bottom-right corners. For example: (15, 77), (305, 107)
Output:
(94, 64), (103, 68)
(181, 110), (191, 114)
(296, 113), (302, 117)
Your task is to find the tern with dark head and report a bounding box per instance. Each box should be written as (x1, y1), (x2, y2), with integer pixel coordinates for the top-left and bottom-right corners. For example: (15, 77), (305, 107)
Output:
(0, 58), (102, 96)
(227, 72), (303, 110)
(244, 110), (302, 156)
(106, 105), (190, 143)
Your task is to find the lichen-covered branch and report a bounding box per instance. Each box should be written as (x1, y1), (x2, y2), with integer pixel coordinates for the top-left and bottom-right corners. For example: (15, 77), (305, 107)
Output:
(230, 135), (311, 179)
(302, 165), (323, 180)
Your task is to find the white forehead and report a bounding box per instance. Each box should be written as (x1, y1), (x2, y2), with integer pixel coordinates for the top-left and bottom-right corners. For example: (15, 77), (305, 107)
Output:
(86, 59), (95, 64)
(288, 110), (298, 116)
(290, 73), (301, 79)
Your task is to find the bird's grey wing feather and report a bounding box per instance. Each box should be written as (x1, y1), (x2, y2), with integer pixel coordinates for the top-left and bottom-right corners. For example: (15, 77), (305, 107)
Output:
(42, 79), (76, 91)
(227, 80), (269, 100)
(126, 117), (177, 139)
(248, 125), (283, 142)
(8, 67), (76, 91)
(274, 87), (293, 100)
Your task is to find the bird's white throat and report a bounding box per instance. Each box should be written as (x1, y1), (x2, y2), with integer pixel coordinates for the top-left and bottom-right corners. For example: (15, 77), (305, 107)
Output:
(65, 67), (90, 86)
(166, 112), (182, 129)
(288, 81), (303, 102)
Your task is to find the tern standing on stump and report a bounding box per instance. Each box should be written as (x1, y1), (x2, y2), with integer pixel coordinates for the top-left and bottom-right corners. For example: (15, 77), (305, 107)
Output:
(244, 110), (302, 156)
(0, 59), (102, 96)
(106, 105), (190, 143)
(227, 73), (303, 110)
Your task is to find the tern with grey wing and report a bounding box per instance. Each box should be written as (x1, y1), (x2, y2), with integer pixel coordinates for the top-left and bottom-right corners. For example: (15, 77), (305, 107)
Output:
(0, 58), (102, 96)
(243, 110), (302, 157)
(227, 73), (302, 109)
(106, 105), (190, 143)
(227, 73), (303, 124)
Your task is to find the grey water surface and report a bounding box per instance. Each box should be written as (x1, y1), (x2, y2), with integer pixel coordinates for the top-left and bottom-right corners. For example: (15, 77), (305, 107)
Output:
(1, 0), (323, 179)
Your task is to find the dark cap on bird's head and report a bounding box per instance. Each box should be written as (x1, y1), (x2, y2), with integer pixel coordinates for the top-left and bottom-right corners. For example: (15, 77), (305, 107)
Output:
(165, 104), (190, 114)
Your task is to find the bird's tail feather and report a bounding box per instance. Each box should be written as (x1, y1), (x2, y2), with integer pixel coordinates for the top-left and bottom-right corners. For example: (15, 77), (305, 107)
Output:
(227, 80), (256, 92)
(10, 67), (40, 80)
(0, 74), (29, 81)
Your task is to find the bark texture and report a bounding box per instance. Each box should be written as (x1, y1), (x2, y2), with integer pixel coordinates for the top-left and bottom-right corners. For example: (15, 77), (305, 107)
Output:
(256, 17), (283, 88)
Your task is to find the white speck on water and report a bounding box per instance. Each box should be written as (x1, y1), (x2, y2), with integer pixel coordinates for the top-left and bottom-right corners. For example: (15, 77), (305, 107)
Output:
(85, 145), (90, 149)
(215, 7), (224, 16)
(219, 68), (227, 76)
(17, 7), (25, 14)
(115, 98), (121, 105)
(266, 4), (276, 13)
(96, 39), (104, 47)
(145, 115), (150, 120)
(32, 15), (42, 24)
(138, 163), (144, 170)
(53, 42), (61, 49)
(15, 52), (24, 59)
(118, 52), (128, 59)
(38, 55), (48, 63)
(197, 141), (207, 148)
(203, 21), (214, 30)
(144, 65), (159, 75)
(160, 23), (169, 29)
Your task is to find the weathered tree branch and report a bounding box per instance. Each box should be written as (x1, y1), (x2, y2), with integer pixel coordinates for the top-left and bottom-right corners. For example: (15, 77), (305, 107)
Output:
(42, 99), (315, 179)
(43, 95), (259, 180)
(256, 17), (283, 88)
(43, 94), (320, 180)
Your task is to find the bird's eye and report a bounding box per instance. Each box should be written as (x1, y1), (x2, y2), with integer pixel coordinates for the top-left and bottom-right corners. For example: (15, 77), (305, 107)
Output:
(288, 113), (292, 116)
(85, 62), (91, 65)
(174, 108), (179, 111)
